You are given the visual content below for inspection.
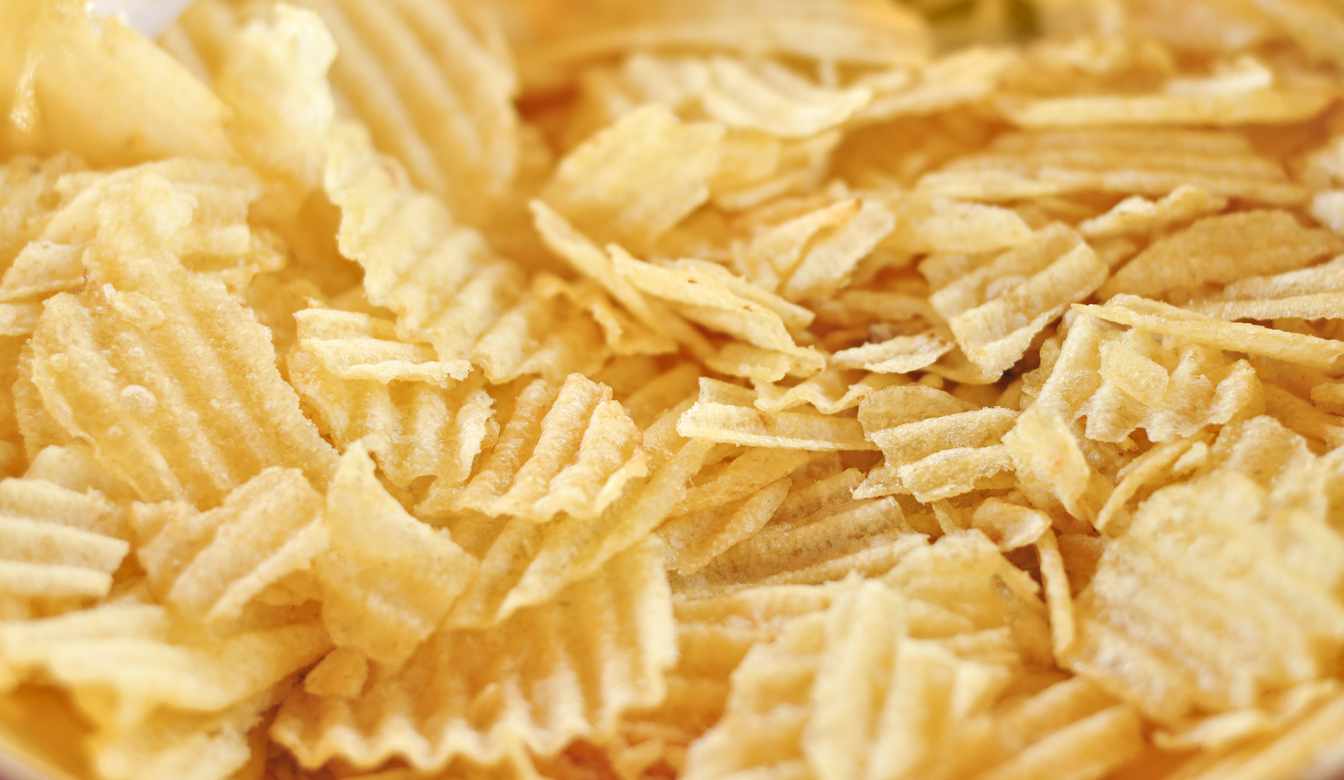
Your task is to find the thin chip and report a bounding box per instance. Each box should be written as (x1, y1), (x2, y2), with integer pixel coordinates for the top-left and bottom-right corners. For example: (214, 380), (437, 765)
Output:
(295, 307), (470, 384)
(1078, 185), (1228, 240)
(1005, 88), (1334, 129)
(132, 468), (327, 627)
(1186, 255), (1344, 321)
(678, 379), (875, 451)
(755, 370), (904, 415)
(930, 224), (1107, 377)
(832, 330), (954, 374)
(701, 56), (873, 139)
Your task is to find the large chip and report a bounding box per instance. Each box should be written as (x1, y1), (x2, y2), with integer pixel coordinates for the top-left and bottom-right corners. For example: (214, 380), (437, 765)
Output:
(1185, 255), (1344, 322)
(425, 373), (648, 522)
(1067, 469), (1344, 723)
(1099, 210), (1344, 301)
(27, 173), (338, 508)
(929, 224), (1107, 376)
(542, 105), (724, 253)
(0, 476), (129, 620)
(273, 538), (674, 772)
(314, 443), (477, 666)
(678, 379), (875, 451)
(131, 468), (328, 628)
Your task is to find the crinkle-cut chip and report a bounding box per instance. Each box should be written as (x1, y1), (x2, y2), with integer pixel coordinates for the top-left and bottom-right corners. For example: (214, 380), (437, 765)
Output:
(212, 4), (336, 222)
(328, 127), (609, 382)
(1153, 679), (1338, 753)
(314, 443), (476, 666)
(91, 682), (287, 780)
(542, 105), (724, 253)
(918, 128), (1306, 206)
(0, 154), (83, 270)
(832, 331), (954, 374)
(287, 348), (493, 491)
(445, 437), (714, 628)
(273, 537), (674, 772)
(877, 195), (1036, 255)
(972, 498), (1051, 551)
(0, 602), (330, 731)
(0, 476), (129, 620)
(1159, 688), (1344, 780)
(131, 468), (327, 628)
(683, 578), (1016, 780)
(504, 0), (929, 94)
(1186, 255), (1344, 321)
(674, 447), (815, 517)
(856, 389), (1018, 500)
(2, 4), (231, 166)
(659, 476), (791, 576)
(0, 302), (42, 337)
(1035, 528), (1076, 660)
(1005, 406), (1113, 528)
(704, 342), (824, 384)
(435, 374), (648, 522)
(1066, 471), (1344, 723)
(27, 174), (338, 509)
(1079, 295), (1344, 371)
(25, 443), (135, 502)
(1004, 86), (1334, 129)
(1094, 436), (1207, 537)
(700, 56), (872, 139)
(202, 0), (519, 226)
(622, 362), (703, 430)
(1263, 384), (1344, 451)
(856, 48), (1018, 123)
(930, 224), (1106, 377)
(295, 307), (470, 384)
(304, 646), (369, 699)
(678, 379), (875, 451)
(613, 252), (821, 370)
(1099, 210), (1344, 301)
(1078, 185), (1228, 240)
(540, 275), (680, 357)
(710, 129), (843, 211)
(3, 159), (283, 297)
(531, 201), (713, 358)
(1244, 0), (1344, 71)
(755, 370), (904, 414)
(735, 197), (897, 302)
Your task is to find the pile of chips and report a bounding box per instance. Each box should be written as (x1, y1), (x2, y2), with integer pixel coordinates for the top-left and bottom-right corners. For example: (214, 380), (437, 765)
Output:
(4, 0), (1344, 778)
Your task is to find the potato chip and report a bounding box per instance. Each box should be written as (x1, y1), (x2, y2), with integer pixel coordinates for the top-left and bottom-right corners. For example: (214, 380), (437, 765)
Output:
(325, 124), (608, 383)
(700, 56), (873, 139)
(919, 128), (1306, 206)
(273, 537), (673, 772)
(28, 173), (338, 508)
(971, 497), (1051, 551)
(0, 603), (330, 731)
(0, 154), (84, 271)
(1186, 255), (1344, 321)
(2, 2), (231, 165)
(502, 0), (930, 94)
(678, 378), (875, 451)
(131, 468), (327, 628)
(23, 443), (135, 503)
(1244, 0), (1344, 71)
(0, 476), (129, 620)
(1079, 295), (1344, 371)
(1005, 86), (1334, 129)
(658, 476), (792, 576)
(1067, 469), (1344, 723)
(832, 331), (956, 374)
(429, 374), (648, 522)
(294, 307), (470, 384)
(542, 105), (724, 253)
(929, 224), (1107, 377)
(288, 348), (494, 493)
(857, 47), (1018, 123)
(1099, 210), (1344, 301)
(879, 194), (1036, 255)
(313, 443), (476, 666)
(1078, 185), (1228, 240)
(755, 370), (905, 414)
(711, 129), (845, 211)
(211, 4), (337, 222)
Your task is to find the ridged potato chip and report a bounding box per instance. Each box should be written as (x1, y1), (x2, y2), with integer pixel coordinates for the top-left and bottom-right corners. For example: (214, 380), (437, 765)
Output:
(679, 379), (875, 451)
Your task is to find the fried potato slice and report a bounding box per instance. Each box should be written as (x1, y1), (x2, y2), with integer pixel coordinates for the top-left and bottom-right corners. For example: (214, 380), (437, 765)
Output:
(929, 224), (1106, 376)
(426, 374), (648, 522)
(919, 128), (1306, 206)
(288, 347), (494, 491)
(856, 386), (1018, 501)
(131, 468), (327, 628)
(273, 538), (674, 772)
(314, 443), (476, 666)
(543, 105), (724, 253)
(0, 477), (129, 620)
(0, 603), (330, 731)
(1067, 468), (1344, 723)
(1185, 255), (1344, 321)
(295, 307), (470, 384)
(678, 379), (875, 451)
(755, 370), (904, 414)
(1078, 185), (1227, 240)
(28, 173), (338, 508)
(1079, 295), (1344, 371)
(0, 154), (84, 272)
(326, 124), (608, 383)
(658, 476), (792, 576)
(1100, 210), (1344, 301)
